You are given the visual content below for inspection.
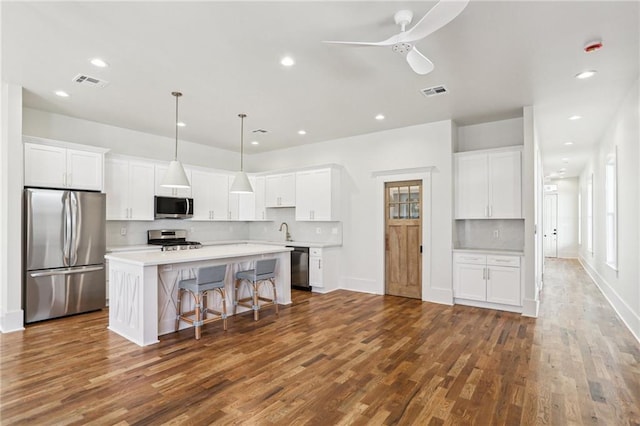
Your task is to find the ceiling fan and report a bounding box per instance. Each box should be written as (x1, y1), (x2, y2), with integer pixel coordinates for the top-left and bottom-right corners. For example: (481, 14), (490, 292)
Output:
(324, 0), (470, 75)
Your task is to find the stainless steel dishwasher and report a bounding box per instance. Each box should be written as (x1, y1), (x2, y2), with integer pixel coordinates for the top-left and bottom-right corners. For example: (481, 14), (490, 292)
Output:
(289, 246), (310, 291)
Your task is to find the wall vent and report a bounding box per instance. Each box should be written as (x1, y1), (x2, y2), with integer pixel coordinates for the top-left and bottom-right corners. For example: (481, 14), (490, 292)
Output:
(72, 74), (109, 88)
(421, 85), (447, 97)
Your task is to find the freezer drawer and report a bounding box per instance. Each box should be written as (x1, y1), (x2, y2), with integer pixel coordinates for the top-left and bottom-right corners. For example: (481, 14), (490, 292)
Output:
(25, 265), (105, 323)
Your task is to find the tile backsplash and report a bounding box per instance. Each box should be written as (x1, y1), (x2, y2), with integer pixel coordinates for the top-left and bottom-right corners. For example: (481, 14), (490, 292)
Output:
(454, 219), (524, 251)
(106, 208), (342, 248)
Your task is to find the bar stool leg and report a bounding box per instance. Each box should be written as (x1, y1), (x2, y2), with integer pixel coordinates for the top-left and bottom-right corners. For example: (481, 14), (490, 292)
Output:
(253, 281), (259, 321)
(194, 292), (202, 340)
(175, 288), (183, 331)
(220, 288), (228, 331)
(271, 278), (279, 316)
(233, 279), (239, 315)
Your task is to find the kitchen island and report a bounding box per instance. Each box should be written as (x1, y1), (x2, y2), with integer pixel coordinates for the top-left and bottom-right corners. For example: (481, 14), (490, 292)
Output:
(105, 244), (293, 346)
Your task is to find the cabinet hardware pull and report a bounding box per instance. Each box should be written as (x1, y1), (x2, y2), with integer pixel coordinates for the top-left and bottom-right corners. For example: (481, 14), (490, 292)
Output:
(487, 269), (491, 280)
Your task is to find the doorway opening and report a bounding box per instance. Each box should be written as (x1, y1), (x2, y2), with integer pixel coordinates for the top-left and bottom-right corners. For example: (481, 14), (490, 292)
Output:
(544, 193), (558, 258)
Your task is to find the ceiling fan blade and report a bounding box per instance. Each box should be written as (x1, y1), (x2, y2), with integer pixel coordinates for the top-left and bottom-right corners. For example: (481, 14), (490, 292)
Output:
(406, 47), (434, 75)
(323, 33), (402, 47)
(401, 0), (470, 43)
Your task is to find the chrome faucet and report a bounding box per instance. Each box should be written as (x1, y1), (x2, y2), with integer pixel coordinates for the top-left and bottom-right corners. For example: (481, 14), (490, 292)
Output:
(279, 222), (292, 241)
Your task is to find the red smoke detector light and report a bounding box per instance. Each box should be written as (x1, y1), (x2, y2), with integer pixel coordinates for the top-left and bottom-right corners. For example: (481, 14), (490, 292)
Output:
(584, 41), (603, 53)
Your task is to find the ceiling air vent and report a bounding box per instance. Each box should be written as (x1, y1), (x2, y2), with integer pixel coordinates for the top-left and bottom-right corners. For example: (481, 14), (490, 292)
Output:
(72, 74), (109, 88)
(421, 85), (447, 97)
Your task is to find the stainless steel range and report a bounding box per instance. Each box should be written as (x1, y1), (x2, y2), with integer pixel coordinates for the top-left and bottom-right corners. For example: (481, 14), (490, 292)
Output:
(148, 229), (202, 251)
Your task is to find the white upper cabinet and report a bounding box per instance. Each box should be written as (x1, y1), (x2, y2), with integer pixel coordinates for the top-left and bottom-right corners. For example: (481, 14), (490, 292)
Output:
(237, 175), (266, 221)
(24, 141), (104, 191)
(105, 157), (155, 220)
(154, 164), (192, 197)
(295, 167), (341, 221)
(265, 173), (295, 207)
(190, 169), (230, 221)
(253, 176), (267, 221)
(455, 147), (522, 219)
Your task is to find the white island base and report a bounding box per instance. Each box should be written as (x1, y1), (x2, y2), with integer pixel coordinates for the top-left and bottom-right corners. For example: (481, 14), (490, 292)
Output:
(105, 244), (292, 346)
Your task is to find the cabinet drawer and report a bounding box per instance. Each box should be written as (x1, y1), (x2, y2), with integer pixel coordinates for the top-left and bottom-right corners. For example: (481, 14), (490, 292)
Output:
(453, 253), (486, 265)
(487, 255), (520, 267)
(310, 248), (322, 257)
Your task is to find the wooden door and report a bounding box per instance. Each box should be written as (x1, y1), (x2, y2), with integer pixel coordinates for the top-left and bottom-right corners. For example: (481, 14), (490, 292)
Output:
(544, 193), (558, 257)
(385, 180), (422, 299)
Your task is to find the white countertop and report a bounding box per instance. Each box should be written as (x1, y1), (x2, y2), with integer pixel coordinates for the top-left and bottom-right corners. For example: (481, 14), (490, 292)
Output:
(453, 248), (524, 256)
(105, 243), (293, 266)
(107, 239), (341, 253)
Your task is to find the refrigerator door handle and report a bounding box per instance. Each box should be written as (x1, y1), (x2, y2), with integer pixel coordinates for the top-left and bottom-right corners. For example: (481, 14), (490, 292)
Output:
(63, 192), (72, 266)
(29, 265), (104, 278)
(69, 192), (79, 266)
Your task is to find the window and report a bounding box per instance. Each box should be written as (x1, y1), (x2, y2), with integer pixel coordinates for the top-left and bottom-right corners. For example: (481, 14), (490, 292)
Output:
(587, 174), (593, 254)
(605, 150), (617, 269)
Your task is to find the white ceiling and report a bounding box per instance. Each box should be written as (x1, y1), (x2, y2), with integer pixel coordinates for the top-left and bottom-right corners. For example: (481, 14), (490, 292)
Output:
(2, 1), (638, 178)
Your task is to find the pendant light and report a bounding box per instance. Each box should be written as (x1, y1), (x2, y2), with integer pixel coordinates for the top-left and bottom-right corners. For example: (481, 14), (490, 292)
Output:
(161, 91), (190, 188)
(230, 113), (254, 193)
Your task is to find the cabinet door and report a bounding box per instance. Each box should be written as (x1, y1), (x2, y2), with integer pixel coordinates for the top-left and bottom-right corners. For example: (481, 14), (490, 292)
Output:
(238, 176), (257, 221)
(312, 169), (333, 220)
(279, 173), (296, 206)
(454, 263), (486, 301)
(190, 170), (214, 221)
(295, 170), (315, 220)
(254, 176), (267, 220)
(66, 149), (103, 191)
(265, 174), (281, 207)
(105, 158), (130, 220)
(488, 150), (521, 218)
(155, 165), (192, 197)
(309, 256), (323, 287)
(455, 154), (488, 219)
(24, 143), (66, 188)
(128, 161), (155, 220)
(486, 266), (521, 305)
(210, 173), (230, 220)
(228, 176), (240, 220)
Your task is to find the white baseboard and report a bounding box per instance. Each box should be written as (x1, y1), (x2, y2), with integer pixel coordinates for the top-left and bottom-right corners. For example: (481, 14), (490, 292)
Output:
(340, 277), (383, 295)
(521, 298), (540, 318)
(454, 298), (523, 314)
(424, 287), (454, 305)
(579, 256), (640, 344)
(0, 309), (24, 333)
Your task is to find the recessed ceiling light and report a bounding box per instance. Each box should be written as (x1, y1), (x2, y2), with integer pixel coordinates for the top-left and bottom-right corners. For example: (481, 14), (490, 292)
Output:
(562, 158), (570, 163)
(281, 56), (295, 67)
(575, 70), (597, 79)
(176, 122), (186, 127)
(90, 58), (109, 68)
(55, 90), (70, 98)
(298, 130), (306, 135)
(569, 115), (582, 121)
(251, 141), (259, 145)
(375, 114), (385, 120)
(559, 168), (567, 172)
(564, 141), (574, 146)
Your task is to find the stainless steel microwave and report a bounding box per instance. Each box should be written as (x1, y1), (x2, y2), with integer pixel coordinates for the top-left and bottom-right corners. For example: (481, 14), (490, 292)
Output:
(154, 196), (193, 219)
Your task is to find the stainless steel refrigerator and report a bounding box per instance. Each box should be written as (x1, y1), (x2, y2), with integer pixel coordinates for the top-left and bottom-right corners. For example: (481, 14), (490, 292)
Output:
(24, 188), (106, 323)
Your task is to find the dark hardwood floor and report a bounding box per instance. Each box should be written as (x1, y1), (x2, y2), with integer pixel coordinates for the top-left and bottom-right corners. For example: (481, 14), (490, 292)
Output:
(1, 259), (639, 425)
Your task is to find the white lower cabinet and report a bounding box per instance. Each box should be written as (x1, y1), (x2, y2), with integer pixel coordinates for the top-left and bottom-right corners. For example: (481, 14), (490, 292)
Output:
(453, 252), (521, 308)
(308, 247), (339, 293)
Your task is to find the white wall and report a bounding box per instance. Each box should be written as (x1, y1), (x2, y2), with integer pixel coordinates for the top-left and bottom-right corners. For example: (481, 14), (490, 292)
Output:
(247, 120), (454, 301)
(457, 117), (524, 152)
(578, 77), (639, 341)
(23, 108), (239, 170)
(550, 178), (579, 258)
(0, 83), (24, 332)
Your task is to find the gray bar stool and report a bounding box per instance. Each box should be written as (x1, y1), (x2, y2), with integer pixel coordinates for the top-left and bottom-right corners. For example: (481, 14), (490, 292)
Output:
(234, 258), (278, 321)
(176, 264), (228, 340)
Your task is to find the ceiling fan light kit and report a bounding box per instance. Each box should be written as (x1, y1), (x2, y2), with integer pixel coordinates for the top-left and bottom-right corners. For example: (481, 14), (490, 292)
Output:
(323, 0), (469, 75)
(161, 91), (191, 189)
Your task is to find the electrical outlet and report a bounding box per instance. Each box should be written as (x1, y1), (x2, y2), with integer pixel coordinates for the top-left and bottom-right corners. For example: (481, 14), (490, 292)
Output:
(120, 227), (127, 236)
(493, 229), (500, 239)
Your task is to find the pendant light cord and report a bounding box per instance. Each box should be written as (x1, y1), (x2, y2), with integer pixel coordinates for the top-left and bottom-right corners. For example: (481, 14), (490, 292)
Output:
(172, 91), (182, 161)
(238, 113), (246, 172)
